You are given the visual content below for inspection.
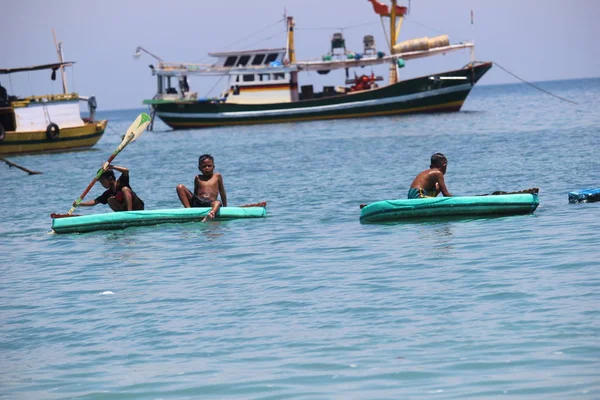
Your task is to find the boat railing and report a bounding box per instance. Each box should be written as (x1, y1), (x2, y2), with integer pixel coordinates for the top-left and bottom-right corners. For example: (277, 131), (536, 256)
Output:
(14, 93), (81, 106)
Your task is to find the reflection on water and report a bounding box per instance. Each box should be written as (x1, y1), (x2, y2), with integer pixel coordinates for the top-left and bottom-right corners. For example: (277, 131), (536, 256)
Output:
(417, 223), (454, 253)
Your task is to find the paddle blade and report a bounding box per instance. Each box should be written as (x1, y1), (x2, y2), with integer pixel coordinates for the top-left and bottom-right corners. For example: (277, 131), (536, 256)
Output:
(240, 202), (267, 208)
(115, 112), (151, 153)
(51, 213), (81, 219)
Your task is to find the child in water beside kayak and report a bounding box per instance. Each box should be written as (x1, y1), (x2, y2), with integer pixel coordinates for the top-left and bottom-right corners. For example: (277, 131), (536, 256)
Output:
(176, 154), (227, 221)
(408, 152), (453, 198)
(75, 164), (145, 211)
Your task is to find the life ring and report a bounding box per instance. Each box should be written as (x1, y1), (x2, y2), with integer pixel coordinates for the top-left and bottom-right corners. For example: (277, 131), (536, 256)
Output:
(0, 123), (5, 142)
(46, 123), (59, 140)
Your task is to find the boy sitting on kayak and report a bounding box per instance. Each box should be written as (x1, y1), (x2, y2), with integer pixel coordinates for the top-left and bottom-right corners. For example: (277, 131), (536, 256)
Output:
(75, 164), (145, 211)
(176, 154), (227, 221)
(408, 153), (453, 198)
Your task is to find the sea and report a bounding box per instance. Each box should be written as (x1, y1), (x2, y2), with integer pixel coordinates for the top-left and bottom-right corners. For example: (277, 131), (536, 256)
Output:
(1, 78), (599, 399)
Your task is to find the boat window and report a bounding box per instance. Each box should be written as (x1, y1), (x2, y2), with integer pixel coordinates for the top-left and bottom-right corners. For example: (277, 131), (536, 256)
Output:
(237, 55), (250, 66)
(252, 54), (265, 65)
(224, 56), (237, 67)
(259, 74), (270, 81)
(265, 53), (279, 64)
(242, 74), (255, 82)
(274, 73), (285, 80)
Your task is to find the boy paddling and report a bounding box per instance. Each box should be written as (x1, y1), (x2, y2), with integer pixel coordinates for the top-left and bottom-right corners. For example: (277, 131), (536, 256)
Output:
(75, 164), (145, 211)
(408, 152), (453, 198)
(176, 154), (227, 221)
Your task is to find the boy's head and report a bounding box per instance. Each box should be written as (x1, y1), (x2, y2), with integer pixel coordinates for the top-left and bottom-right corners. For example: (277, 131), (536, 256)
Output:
(99, 170), (116, 188)
(430, 153), (448, 172)
(198, 154), (215, 175)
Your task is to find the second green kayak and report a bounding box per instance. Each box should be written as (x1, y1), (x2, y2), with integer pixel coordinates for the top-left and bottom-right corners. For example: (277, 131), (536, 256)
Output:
(360, 193), (539, 223)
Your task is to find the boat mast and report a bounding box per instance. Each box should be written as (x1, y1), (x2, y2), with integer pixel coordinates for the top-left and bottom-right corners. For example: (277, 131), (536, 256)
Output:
(52, 29), (68, 94)
(287, 16), (299, 101)
(389, 0), (404, 84)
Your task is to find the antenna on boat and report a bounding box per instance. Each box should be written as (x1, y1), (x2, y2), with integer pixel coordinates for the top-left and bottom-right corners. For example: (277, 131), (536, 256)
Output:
(469, 9), (475, 62)
(52, 29), (68, 94)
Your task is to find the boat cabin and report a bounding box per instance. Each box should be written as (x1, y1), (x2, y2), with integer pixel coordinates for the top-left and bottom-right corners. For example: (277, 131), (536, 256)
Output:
(210, 49), (294, 104)
(151, 48), (300, 105)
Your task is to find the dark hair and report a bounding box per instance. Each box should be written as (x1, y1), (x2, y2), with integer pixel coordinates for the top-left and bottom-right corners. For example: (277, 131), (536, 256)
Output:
(430, 152), (447, 167)
(198, 154), (214, 164)
(100, 170), (115, 180)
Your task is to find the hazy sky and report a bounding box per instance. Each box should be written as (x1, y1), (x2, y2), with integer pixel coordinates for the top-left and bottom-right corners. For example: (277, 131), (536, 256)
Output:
(2, 0), (598, 111)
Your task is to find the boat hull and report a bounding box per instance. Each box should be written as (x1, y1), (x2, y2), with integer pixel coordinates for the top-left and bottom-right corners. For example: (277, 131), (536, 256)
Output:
(0, 120), (107, 155)
(360, 193), (539, 223)
(149, 63), (492, 129)
(51, 206), (267, 234)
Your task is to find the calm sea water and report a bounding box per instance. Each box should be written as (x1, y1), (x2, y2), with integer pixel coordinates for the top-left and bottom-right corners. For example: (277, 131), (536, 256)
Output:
(1, 78), (599, 399)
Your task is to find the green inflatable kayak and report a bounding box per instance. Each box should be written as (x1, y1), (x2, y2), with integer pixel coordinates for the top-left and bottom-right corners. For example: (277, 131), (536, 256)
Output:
(360, 193), (539, 223)
(52, 206), (267, 234)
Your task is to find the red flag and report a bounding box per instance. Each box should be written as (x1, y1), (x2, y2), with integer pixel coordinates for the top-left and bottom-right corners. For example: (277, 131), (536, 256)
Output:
(367, 0), (407, 17)
(368, 0), (390, 16)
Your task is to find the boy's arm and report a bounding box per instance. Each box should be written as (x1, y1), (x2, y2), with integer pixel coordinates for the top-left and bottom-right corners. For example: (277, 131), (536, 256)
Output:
(436, 173), (452, 197)
(193, 175), (200, 196)
(109, 165), (129, 176)
(75, 199), (97, 207)
(218, 174), (227, 207)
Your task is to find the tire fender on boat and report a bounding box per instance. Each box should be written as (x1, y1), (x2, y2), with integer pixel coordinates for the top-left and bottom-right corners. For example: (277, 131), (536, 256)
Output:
(46, 123), (59, 140)
(0, 123), (5, 141)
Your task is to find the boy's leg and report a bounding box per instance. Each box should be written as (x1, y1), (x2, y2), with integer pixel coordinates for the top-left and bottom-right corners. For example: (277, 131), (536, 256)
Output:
(121, 187), (134, 211)
(107, 197), (126, 212)
(203, 200), (222, 221)
(176, 185), (193, 207)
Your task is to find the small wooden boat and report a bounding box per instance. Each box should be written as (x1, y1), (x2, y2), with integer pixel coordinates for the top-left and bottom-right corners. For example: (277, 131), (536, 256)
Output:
(360, 192), (539, 223)
(51, 206), (267, 234)
(0, 33), (107, 155)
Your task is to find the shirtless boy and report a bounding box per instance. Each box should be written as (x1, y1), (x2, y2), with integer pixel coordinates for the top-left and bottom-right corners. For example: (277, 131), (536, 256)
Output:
(408, 153), (453, 198)
(75, 164), (145, 211)
(176, 154), (227, 221)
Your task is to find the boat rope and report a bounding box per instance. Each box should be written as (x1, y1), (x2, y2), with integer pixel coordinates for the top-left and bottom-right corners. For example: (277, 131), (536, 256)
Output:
(1, 157), (43, 175)
(106, 124), (121, 136)
(8, 74), (14, 96)
(206, 75), (226, 99)
(196, 18), (286, 65)
(403, 16), (470, 44)
(28, 71), (34, 98)
(71, 65), (76, 94)
(221, 18), (285, 52)
(296, 21), (378, 32)
(493, 62), (578, 105)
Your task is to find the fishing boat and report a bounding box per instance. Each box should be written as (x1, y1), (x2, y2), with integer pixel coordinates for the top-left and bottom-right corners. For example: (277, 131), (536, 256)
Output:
(360, 192), (540, 223)
(0, 34), (107, 155)
(140, 0), (491, 130)
(52, 205), (267, 234)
